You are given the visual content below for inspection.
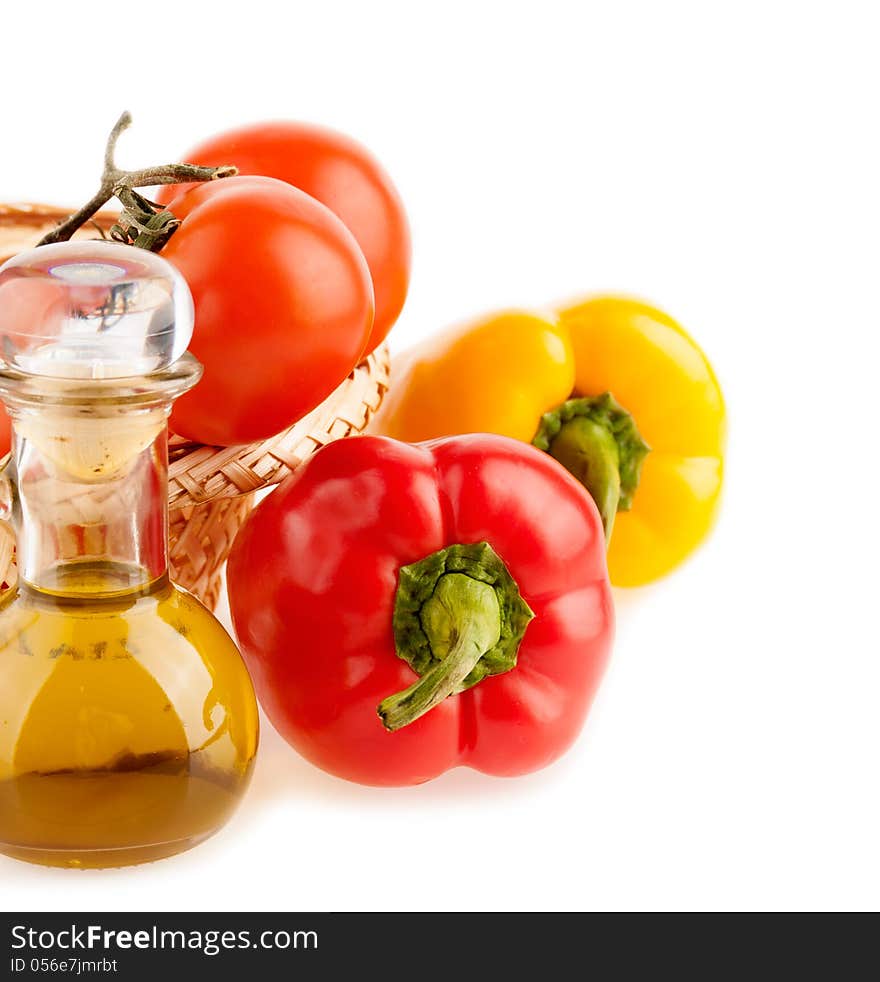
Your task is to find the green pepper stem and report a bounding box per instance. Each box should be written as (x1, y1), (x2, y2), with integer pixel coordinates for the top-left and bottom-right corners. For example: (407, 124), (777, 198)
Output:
(378, 573), (501, 732)
(379, 615), (492, 731)
(532, 393), (650, 542)
(542, 413), (621, 539)
(381, 543), (533, 731)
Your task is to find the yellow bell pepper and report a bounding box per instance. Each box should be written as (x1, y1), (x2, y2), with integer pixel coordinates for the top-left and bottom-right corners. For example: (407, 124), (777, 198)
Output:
(374, 297), (725, 587)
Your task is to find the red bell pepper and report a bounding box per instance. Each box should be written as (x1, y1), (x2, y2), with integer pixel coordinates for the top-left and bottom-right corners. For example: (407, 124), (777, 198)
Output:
(227, 434), (614, 786)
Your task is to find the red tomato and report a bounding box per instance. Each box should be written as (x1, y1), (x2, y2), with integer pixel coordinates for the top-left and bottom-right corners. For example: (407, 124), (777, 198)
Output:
(156, 121), (410, 353)
(161, 176), (374, 446)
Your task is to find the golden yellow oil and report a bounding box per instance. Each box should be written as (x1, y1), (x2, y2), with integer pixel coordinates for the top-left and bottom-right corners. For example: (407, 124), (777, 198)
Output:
(0, 565), (259, 869)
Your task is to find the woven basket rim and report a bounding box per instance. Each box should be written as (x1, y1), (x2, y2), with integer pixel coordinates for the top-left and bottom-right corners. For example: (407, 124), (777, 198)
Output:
(168, 343), (389, 508)
(0, 202), (119, 247)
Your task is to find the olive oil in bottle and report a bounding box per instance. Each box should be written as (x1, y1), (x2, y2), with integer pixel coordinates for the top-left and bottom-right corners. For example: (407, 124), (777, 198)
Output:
(0, 242), (259, 868)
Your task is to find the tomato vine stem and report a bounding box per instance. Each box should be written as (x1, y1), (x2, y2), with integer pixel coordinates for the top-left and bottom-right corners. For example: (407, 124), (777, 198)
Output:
(37, 111), (236, 248)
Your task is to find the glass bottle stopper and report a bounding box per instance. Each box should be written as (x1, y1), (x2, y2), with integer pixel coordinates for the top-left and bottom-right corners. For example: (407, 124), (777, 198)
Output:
(0, 240), (194, 379)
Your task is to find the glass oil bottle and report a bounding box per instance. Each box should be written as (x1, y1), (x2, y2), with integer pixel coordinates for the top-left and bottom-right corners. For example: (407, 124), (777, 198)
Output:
(0, 241), (259, 868)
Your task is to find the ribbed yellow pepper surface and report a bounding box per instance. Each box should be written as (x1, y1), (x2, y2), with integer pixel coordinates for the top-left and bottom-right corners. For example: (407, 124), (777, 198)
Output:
(375, 297), (725, 586)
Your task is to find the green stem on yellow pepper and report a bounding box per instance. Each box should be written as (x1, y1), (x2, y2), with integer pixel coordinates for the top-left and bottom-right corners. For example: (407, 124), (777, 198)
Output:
(532, 393), (650, 541)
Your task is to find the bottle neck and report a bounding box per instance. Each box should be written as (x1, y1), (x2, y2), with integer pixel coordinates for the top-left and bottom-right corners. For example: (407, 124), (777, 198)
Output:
(8, 403), (170, 598)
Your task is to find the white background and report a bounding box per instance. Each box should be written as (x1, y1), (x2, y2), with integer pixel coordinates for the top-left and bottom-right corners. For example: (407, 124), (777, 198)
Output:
(1, 0), (878, 912)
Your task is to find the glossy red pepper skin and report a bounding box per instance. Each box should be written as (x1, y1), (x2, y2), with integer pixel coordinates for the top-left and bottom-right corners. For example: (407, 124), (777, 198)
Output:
(227, 434), (614, 786)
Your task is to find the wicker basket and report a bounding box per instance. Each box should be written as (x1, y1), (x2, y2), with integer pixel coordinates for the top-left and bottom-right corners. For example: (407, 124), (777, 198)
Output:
(0, 204), (391, 608)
